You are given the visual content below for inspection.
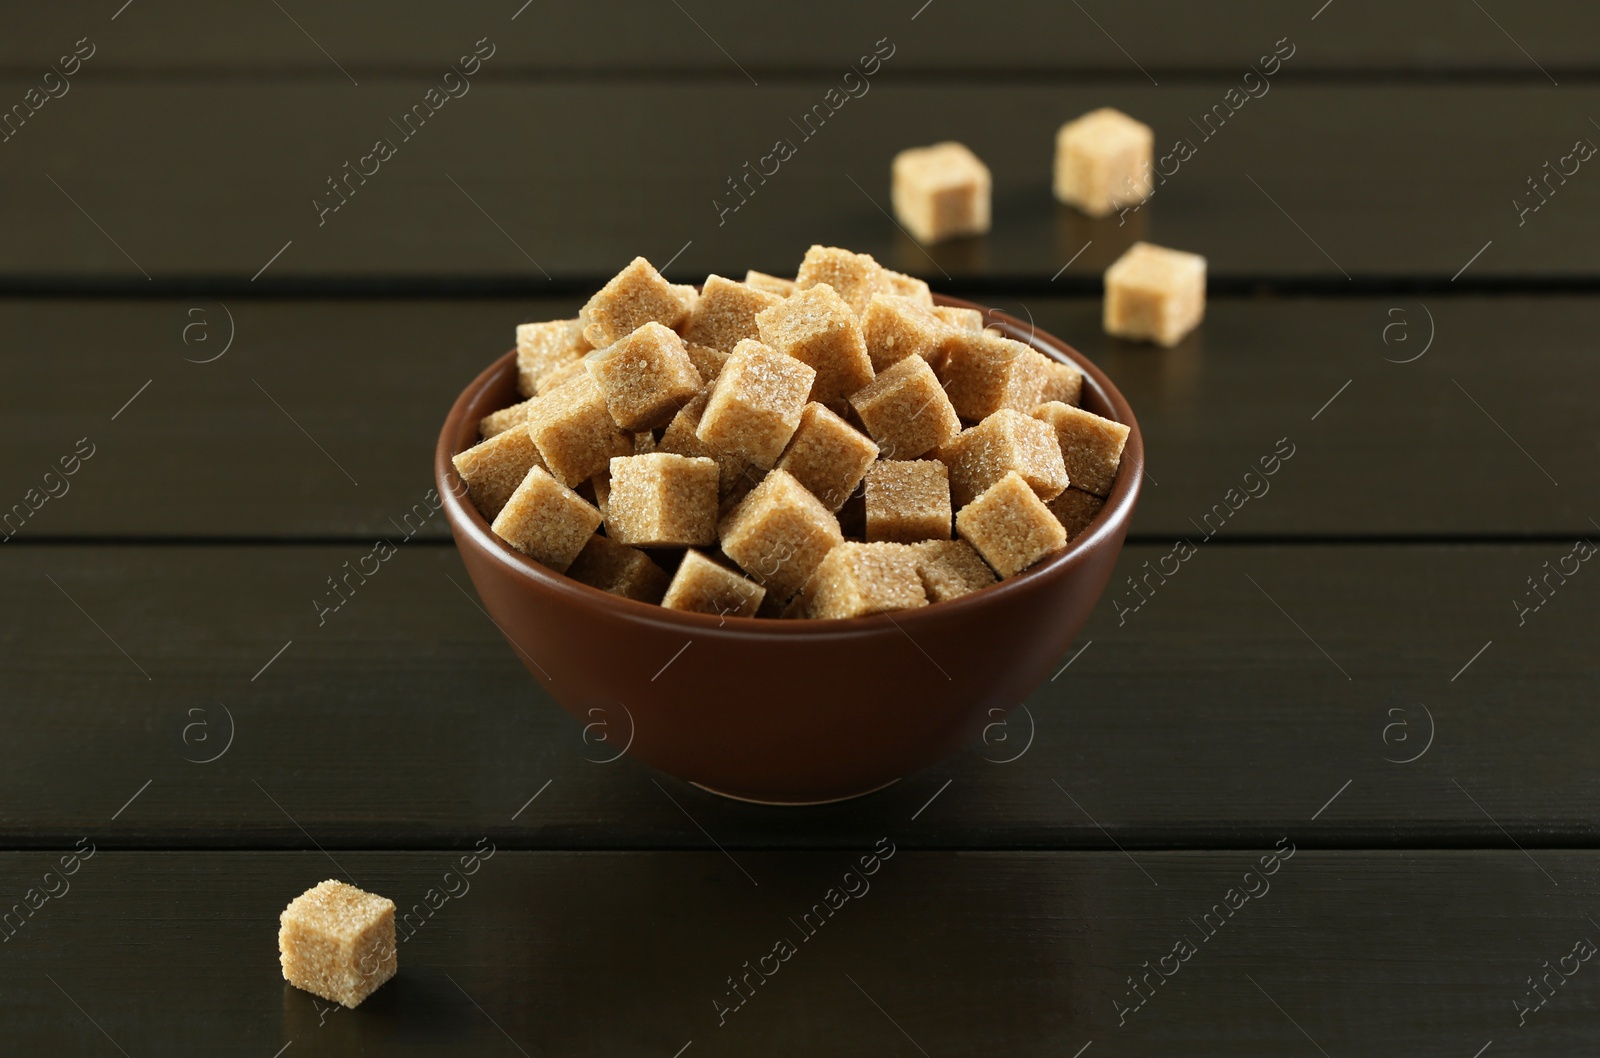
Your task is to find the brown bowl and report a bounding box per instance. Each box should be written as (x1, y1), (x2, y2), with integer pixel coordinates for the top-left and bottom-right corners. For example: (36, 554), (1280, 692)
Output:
(435, 296), (1142, 804)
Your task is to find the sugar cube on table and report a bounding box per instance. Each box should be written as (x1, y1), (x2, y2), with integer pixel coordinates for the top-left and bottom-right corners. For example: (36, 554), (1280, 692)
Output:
(891, 142), (992, 245)
(911, 538), (997, 602)
(516, 318), (590, 397)
(1032, 401), (1131, 497)
(1054, 107), (1154, 218)
(525, 373), (633, 487)
(861, 294), (955, 373)
(452, 425), (546, 520)
(660, 549), (766, 617)
(1103, 241), (1206, 347)
(579, 256), (694, 347)
(789, 542), (927, 620)
(775, 402), (880, 512)
(585, 321), (702, 431)
(478, 396), (538, 439)
(956, 471), (1068, 578)
(1047, 487), (1107, 541)
(848, 354), (961, 460)
(604, 453), (720, 547)
(566, 534), (670, 603)
(937, 408), (1070, 508)
(696, 339), (815, 468)
(864, 460), (952, 543)
(794, 245), (887, 316)
(682, 274), (783, 353)
(490, 466), (604, 572)
(755, 283), (874, 404)
(279, 880), (397, 1009)
(744, 269), (796, 297)
(719, 468), (843, 601)
(938, 330), (1067, 422)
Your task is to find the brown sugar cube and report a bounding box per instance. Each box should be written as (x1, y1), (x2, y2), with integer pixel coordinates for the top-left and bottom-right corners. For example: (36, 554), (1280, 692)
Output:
(891, 142), (992, 244)
(579, 257), (694, 347)
(937, 408), (1070, 508)
(794, 245), (887, 316)
(452, 425), (546, 521)
(719, 469), (843, 601)
(793, 542), (928, 620)
(956, 471), (1067, 578)
(865, 460), (952, 543)
(848, 354), (961, 460)
(633, 431), (657, 454)
(279, 880), (396, 1009)
(660, 549), (765, 617)
(526, 373), (632, 486)
(536, 356), (590, 396)
(566, 533), (670, 603)
(479, 396), (538, 439)
(1048, 487), (1107, 540)
(754, 283), (874, 404)
(1033, 401), (1130, 497)
(660, 391), (752, 494)
(1054, 107), (1154, 218)
(861, 293), (956, 372)
(1104, 241), (1206, 347)
(881, 268), (935, 308)
(585, 322), (702, 431)
(1040, 358), (1085, 407)
(516, 319), (590, 397)
(605, 453), (719, 547)
(697, 339), (815, 468)
(685, 341), (730, 385)
(911, 538), (997, 603)
(938, 330), (1061, 422)
(590, 467), (610, 516)
(774, 402), (879, 512)
(744, 269), (796, 297)
(681, 275), (783, 352)
(490, 466), (603, 572)
(933, 306), (984, 332)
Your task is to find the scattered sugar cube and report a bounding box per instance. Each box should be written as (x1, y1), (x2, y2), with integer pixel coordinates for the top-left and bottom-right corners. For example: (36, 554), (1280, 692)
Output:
(861, 293), (955, 372)
(1048, 487), (1107, 540)
(938, 330), (1061, 422)
(525, 374), (632, 486)
(848, 354), (961, 460)
(585, 321), (702, 431)
(1032, 401), (1130, 497)
(279, 880), (396, 1009)
(719, 468), (843, 601)
(891, 142), (992, 245)
(775, 402), (879, 512)
(882, 268), (934, 307)
(579, 257), (694, 348)
(911, 538), (997, 602)
(1103, 241), (1206, 347)
(933, 306), (984, 332)
(661, 549), (765, 617)
(744, 269), (796, 297)
(566, 533), (670, 602)
(490, 465), (604, 572)
(682, 275), (783, 352)
(755, 283), (874, 403)
(685, 342), (730, 386)
(865, 460), (952, 543)
(516, 319), (591, 397)
(697, 338), (815, 468)
(605, 452), (720, 547)
(659, 391), (753, 494)
(956, 470), (1068, 578)
(794, 245), (887, 316)
(937, 408), (1069, 508)
(453, 425), (546, 520)
(1054, 107), (1154, 218)
(791, 542), (927, 620)
(479, 396), (538, 439)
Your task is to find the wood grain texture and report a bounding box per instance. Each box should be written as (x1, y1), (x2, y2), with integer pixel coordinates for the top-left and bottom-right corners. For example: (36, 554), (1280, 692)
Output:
(1, 850), (1594, 1056)
(2, 541), (1592, 849)
(0, 83), (1595, 283)
(0, 296), (1590, 541)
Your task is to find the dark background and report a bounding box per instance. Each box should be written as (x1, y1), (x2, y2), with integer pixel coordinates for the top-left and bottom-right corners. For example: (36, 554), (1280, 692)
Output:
(2, 2), (1597, 1054)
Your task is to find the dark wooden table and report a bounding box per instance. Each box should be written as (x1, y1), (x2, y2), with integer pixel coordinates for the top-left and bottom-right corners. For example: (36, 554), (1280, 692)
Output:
(4, 3), (1598, 1054)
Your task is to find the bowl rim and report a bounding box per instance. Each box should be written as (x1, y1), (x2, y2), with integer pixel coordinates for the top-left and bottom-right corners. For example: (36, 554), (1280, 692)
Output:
(435, 294), (1143, 637)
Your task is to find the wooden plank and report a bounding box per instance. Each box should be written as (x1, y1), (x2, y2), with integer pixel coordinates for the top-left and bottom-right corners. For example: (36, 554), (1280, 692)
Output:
(1, 83), (1596, 282)
(2, 541), (1593, 848)
(0, 849), (1593, 1055)
(5, 3), (1599, 75)
(0, 295), (1591, 541)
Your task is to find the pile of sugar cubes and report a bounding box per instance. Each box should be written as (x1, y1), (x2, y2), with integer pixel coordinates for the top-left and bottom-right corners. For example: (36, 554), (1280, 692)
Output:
(453, 246), (1130, 620)
(891, 107), (1205, 347)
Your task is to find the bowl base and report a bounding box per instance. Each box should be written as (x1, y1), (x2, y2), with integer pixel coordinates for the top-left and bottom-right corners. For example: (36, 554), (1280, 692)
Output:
(689, 777), (901, 806)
